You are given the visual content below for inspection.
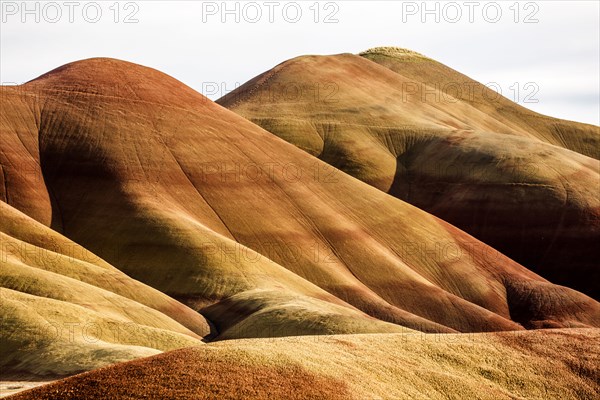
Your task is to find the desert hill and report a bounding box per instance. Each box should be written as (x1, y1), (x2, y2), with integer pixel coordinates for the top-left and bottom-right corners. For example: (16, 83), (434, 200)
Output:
(218, 48), (600, 299)
(1, 57), (600, 383)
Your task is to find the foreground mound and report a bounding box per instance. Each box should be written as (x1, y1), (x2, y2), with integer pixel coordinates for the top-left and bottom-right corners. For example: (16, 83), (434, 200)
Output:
(219, 49), (600, 299)
(9, 329), (600, 399)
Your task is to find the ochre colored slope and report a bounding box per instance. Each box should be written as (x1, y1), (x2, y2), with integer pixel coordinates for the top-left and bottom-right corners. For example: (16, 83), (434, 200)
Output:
(9, 329), (600, 400)
(218, 49), (600, 299)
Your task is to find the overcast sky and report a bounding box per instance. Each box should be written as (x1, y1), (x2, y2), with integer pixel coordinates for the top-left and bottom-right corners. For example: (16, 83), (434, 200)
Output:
(1, 1), (598, 125)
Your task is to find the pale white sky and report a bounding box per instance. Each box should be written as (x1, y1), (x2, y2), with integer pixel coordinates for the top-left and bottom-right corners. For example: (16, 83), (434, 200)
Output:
(1, 0), (598, 125)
